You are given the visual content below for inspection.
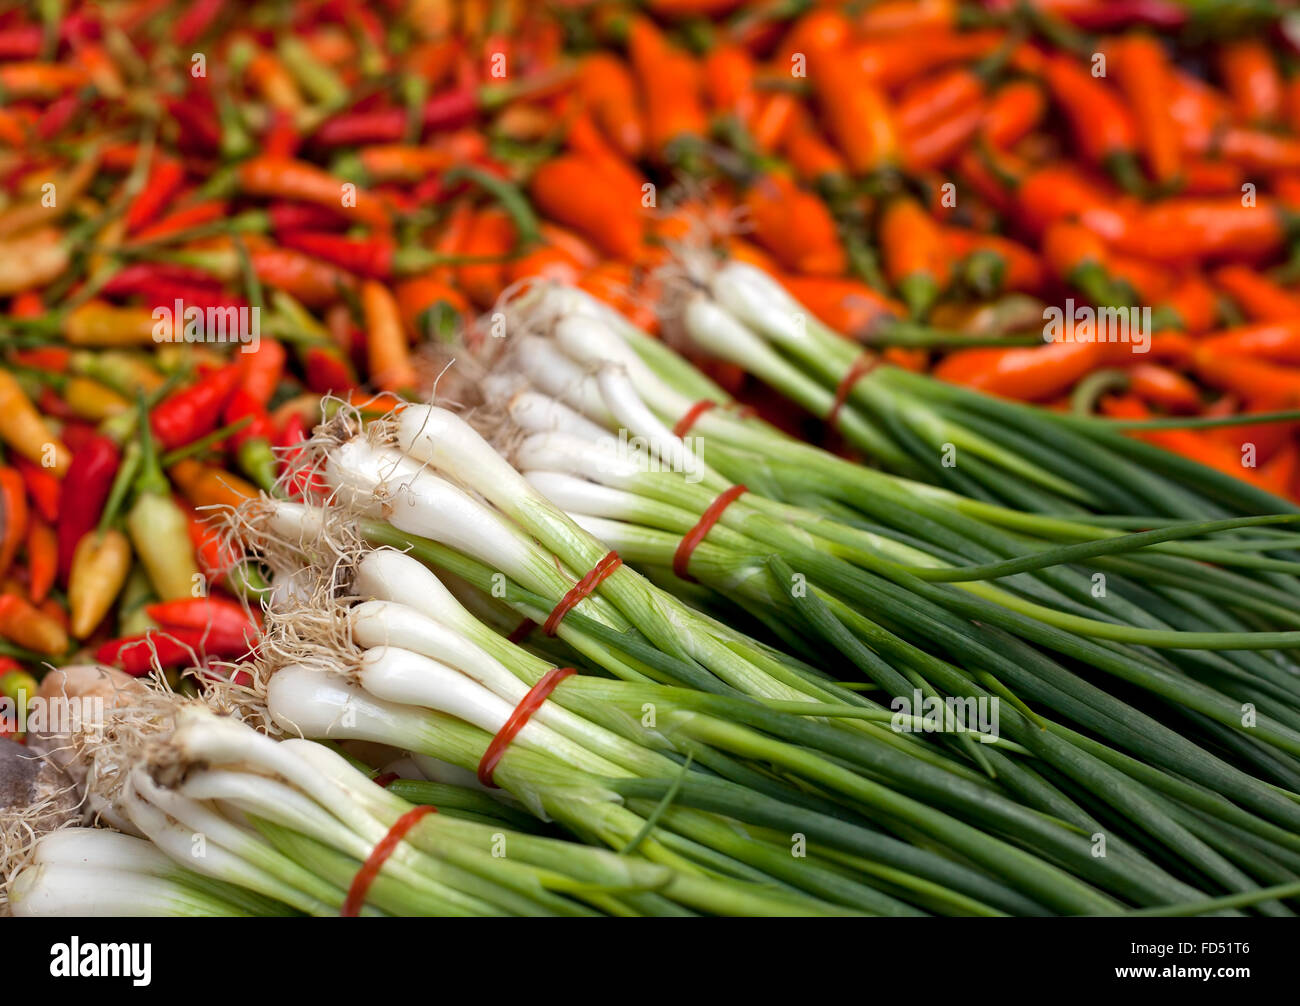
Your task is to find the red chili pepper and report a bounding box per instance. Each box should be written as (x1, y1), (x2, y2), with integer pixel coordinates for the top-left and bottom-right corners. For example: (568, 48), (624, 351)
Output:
(37, 90), (84, 140)
(0, 25), (42, 60)
(96, 626), (251, 675)
(268, 201), (349, 233)
(143, 283), (248, 314)
(276, 229), (394, 279)
(150, 364), (241, 452)
(172, 0), (225, 46)
(262, 107), (302, 159)
(237, 337), (286, 407)
(146, 595), (260, 640)
(101, 262), (224, 298)
(0, 469), (28, 581)
(8, 347), (69, 371)
(184, 506), (236, 583)
(165, 96), (222, 155)
(11, 455), (60, 524)
(130, 199), (228, 243)
(56, 434), (119, 583)
(314, 86), (479, 146)
(302, 345), (358, 394)
(271, 412), (316, 501)
(125, 158), (186, 233)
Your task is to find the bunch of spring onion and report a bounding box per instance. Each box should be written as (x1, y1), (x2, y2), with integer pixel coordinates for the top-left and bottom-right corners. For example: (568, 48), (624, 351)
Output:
(453, 285), (1300, 893)
(10, 696), (786, 917)
(233, 386), (1300, 914)
(252, 540), (1115, 916)
(676, 260), (1300, 521)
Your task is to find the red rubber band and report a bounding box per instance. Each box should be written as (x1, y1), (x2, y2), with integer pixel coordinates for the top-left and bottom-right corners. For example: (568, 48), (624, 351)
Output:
(506, 618), (536, 644)
(542, 551), (622, 636)
(341, 805), (437, 916)
(673, 399), (717, 438)
(673, 485), (748, 582)
(828, 354), (880, 429)
(371, 772), (399, 788)
(476, 667), (576, 787)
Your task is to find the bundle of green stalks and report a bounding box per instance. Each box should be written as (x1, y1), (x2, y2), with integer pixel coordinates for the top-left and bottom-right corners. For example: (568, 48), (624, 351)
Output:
(10, 697), (807, 917)
(225, 283), (1300, 913)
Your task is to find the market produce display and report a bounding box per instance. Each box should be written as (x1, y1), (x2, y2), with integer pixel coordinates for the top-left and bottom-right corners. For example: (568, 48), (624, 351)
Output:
(4, 0), (1300, 920)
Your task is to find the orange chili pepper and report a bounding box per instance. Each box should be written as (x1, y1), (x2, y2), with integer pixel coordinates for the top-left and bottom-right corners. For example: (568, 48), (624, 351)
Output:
(880, 197), (951, 317)
(1192, 347), (1300, 403)
(1217, 128), (1300, 173)
(858, 0), (956, 34)
(811, 57), (899, 175)
(237, 156), (390, 230)
(167, 459), (260, 511)
(1168, 69), (1230, 156)
(530, 155), (645, 261)
(751, 92), (799, 154)
(1126, 363), (1202, 413)
(1041, 53), (1142, 190)
(945, 229), (1045, 295)
(896, 67), (983, 135)
(1200, 321), (1300, 366)
(1101, 394), (1277, 488)
(1017, 165), (1133, 241)
(1179, 159), (1244, 196)
(538, 223), (600, 270)
(934, 342), (1104, 401)
(394, 275), (470, 341)
(902, 100), (985, 172)
(703, 43), (758, 125)
(577, 53), (645, 160)
(1160, 272), (1219, 334)
(0, 593), (67, 655)
(1213, 266), (1300, 323)
(1111, 198), (1286, 264)
(362, 280), (419, 393)
(1110, 34), (1182, 186)
(251, 248), (358, 307)
(980, 79), (1046, 148)
(742, 173), (846, 276)
(455, 209), (518, 308)
(778, 104), (846, 185)
(779, 275), (903, 337)
(24, 516), (56, 605)
(628, 17), (707, 159)
(1218, 39), (1282, 125)
(856, 30), (1004, 88)
(508, 245), (583, 286)
(0, 63), (86, 97)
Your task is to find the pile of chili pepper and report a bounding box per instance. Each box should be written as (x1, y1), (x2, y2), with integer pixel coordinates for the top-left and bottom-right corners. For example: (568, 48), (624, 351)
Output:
(3, 0), (1300, 698)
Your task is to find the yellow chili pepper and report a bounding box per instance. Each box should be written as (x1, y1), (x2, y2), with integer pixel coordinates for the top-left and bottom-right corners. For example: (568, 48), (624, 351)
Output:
(64, 300), (160, 346)
(0, 370), (71, 475)
(61, 376), (132, 421)
(68, 529), (133, 638)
